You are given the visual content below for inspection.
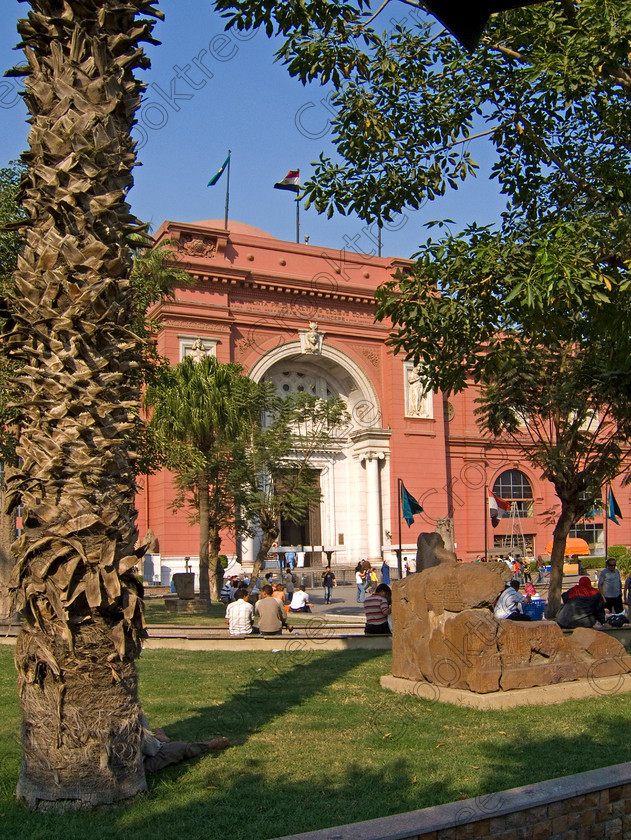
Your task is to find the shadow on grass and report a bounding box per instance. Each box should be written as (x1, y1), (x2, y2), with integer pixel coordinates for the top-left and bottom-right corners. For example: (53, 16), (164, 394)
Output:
(122, 650), (631, 840)
(150, 648), (387, 746)
(119, 720), (631, 840)
(1, 643), (630, 840)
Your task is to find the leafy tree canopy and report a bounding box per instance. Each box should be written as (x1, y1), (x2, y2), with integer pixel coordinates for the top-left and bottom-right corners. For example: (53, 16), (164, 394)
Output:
(215, 0), (631, 230)
(214, 0), (631, 614)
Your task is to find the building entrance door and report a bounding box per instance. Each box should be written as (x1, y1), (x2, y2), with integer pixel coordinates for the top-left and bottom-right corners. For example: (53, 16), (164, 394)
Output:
(279, 472), (321, 565)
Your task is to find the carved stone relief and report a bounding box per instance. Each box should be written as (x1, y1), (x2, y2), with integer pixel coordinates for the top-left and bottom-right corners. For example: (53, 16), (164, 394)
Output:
(178, 233), (217, 258)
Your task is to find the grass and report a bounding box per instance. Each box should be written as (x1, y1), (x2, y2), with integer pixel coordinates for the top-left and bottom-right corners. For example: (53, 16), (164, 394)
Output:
(143, 598), (227, 624)
(1, 644), (631, 839)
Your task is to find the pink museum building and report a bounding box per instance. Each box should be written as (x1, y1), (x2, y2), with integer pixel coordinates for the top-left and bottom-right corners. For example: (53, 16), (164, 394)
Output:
(135, 219), (630, 580)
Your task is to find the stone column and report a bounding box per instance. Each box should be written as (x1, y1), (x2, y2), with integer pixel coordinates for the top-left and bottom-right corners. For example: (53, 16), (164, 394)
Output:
(362, 451), (385, 565)
(241, 535), (257, 572)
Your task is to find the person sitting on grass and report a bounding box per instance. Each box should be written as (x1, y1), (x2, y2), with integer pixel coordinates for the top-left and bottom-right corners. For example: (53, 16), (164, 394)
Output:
(225, 588), (259, 635)
(494, 579), (532, 621)
(272, 582), (287, 605)
(141, 714), (229, 772)
(364, 584), (392, 635)
(289, 586), (312, 613)
(255, 585), (292, 635)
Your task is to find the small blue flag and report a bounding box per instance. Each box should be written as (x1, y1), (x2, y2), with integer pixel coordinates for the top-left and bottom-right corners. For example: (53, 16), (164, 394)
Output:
(208, 153), (230, 187)
(608, 488), (622, 525)
(401, 482), (423, 526)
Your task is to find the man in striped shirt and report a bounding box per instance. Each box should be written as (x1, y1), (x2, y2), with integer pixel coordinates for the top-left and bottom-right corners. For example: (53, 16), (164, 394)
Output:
(364, 584), (392, 635)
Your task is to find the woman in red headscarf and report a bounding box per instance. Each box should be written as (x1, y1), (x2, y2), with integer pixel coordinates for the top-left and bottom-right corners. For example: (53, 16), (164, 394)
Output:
(562, 576), (599, 603)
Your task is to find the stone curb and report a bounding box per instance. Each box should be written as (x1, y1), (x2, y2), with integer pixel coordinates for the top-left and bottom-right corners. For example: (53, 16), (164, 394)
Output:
(272, 762), (631, 840)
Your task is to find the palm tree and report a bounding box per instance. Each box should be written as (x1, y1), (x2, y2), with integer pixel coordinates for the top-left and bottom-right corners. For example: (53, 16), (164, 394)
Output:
(5, 0), (164, 809)
(144, 355), (267, 601)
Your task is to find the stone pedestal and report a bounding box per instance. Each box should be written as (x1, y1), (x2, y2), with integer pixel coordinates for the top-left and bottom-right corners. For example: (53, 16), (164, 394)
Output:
(164, 598), (210, 614)
(172, 572), (195, 599)
(391, 564), (631, 695)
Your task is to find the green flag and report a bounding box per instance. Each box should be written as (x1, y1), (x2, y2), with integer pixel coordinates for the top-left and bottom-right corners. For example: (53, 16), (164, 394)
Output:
(401, 482), (423, 526)
(208, 154), (230, 187)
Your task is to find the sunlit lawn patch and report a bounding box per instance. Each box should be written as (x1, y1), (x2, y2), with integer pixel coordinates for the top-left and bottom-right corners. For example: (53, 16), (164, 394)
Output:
(0, 645), (629, 840)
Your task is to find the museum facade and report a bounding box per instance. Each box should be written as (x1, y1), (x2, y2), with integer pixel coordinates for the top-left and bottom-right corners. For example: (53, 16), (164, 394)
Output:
(135, 219), (629, 580)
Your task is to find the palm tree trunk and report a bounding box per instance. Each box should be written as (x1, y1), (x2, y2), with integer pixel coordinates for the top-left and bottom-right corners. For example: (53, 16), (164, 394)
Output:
(5, 0), (163, 809)
(208, 527), (221, 601)
(198, 473), (211, 602)
(0, 460), (17, 623)
(16, 617), (145, 807)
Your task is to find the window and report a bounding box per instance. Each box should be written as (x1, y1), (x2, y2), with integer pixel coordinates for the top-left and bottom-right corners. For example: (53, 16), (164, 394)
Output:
(569, 522), (603, 549)
(493, 535), (535, 555)
(492, 469), (534, 518)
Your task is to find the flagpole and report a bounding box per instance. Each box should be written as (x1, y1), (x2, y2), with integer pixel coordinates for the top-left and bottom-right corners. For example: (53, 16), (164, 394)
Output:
(224, 150), (231, 230)
(397, 478), (403, 579)
(484, 485), (488, 561)
(604, 485), (609, 558)
(296, 195), (300, 244)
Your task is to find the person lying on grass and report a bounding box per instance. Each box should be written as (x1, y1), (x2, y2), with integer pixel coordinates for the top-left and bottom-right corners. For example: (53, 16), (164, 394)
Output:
(141, 713), (230, 772)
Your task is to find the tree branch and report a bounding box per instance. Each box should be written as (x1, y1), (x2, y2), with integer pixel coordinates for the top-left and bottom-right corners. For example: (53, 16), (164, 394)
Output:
(517, 115), (606, 205)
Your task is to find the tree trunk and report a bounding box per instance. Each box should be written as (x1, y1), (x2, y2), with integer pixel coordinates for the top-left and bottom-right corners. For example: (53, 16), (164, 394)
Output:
(545, 503), (576, 618)
(16, 619), (146, 809)
(208, 528), (221, 601)
(0, 461), (17, 623)
(198, 473), (211, 602)
(5, 0), (162, 809)
(248, 525), (279, 593)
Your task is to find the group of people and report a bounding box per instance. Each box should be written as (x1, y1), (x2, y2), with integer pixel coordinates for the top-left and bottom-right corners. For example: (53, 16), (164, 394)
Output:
(493, 555), (631, 630)
(355, 559), (379, 603)
(224, 580), (315, 636)
(475, 554), (547, 583)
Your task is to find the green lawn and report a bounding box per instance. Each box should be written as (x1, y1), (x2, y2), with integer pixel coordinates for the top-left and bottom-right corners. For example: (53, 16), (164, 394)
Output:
(1, 644), (630, 839)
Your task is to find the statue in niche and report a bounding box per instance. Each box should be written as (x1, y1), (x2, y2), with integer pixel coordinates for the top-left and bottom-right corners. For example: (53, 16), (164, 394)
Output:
(189, 338), (207, 363)
(407, 365), (431, 417)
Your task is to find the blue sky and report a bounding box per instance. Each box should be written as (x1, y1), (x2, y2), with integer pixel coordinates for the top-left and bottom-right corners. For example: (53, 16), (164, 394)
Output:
(0, 0), (507, 260)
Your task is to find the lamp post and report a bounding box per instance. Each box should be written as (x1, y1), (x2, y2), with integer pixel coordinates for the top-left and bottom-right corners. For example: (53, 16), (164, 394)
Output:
(422, 1), (550, 51)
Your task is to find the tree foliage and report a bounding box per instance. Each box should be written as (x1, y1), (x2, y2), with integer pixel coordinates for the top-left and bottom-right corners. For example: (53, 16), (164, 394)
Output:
(240, 391), (349, 586)
(214, 0), (631, 614)
(144, 355), (271, 601)
(216, 0), (631, 227)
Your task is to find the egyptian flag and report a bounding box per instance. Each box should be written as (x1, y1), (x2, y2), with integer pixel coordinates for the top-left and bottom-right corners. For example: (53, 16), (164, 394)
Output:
(489, 490), (510, 528)
(274, 170), (300, 192)
(608, 488), (623, 525)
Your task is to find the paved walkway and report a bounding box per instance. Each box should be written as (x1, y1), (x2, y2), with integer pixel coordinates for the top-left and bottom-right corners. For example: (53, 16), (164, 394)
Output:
(298, 582), (369, 621)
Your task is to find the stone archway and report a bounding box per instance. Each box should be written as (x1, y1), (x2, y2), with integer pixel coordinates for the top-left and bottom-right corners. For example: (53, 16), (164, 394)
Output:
(243, 342), (391, 568)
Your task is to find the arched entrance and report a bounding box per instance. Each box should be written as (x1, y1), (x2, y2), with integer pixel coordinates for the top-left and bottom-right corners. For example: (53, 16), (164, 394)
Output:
(243, 342), (391, 569)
